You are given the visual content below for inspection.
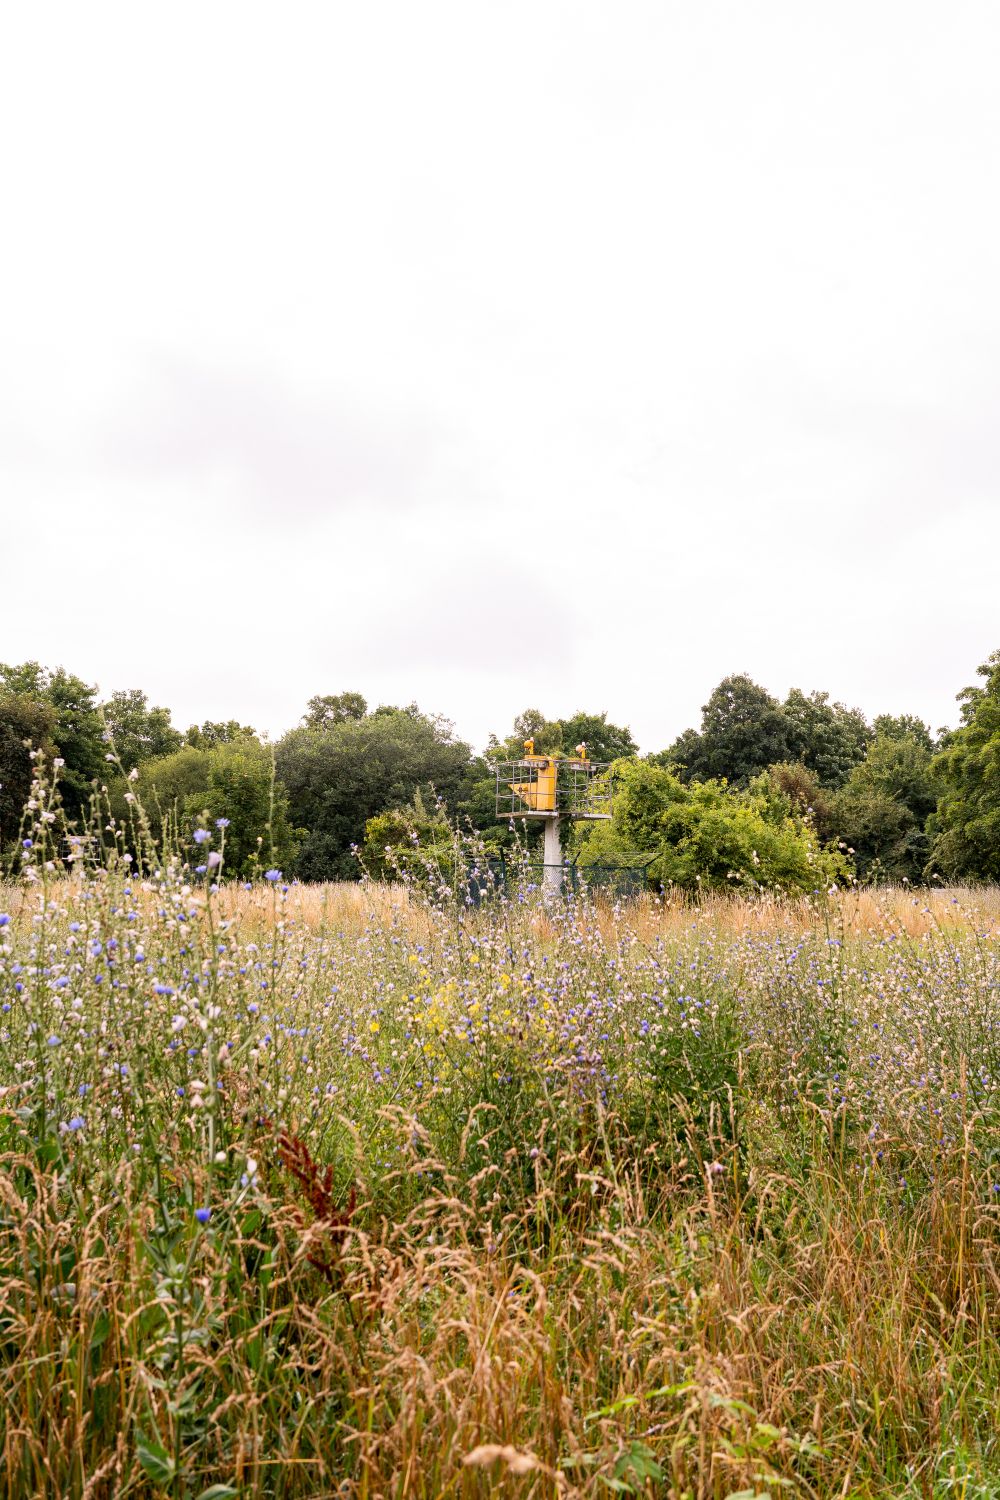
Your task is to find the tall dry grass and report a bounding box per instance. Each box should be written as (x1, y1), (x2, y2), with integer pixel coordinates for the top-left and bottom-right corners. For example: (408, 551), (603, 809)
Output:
(3, 853), (1000, 1497)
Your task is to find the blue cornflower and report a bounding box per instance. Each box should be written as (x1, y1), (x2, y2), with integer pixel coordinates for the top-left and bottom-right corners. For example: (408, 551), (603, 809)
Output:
(194, 1207), (211, 1224)
(66, 1116), (85, 1132)
(47, 1034), (61, 1047)
(193, 828), (210, 845)
(22, 839), (32, 850)
(215, 818), (230, 829)
(264, 870), (282, 883)
(0, 914), (8, 927)
(195, 865), (207, 875)
(154, 983), (174, 996)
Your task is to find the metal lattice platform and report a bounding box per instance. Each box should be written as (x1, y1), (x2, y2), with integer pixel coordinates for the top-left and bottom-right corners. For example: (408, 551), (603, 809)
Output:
(494, 757), (613, 821)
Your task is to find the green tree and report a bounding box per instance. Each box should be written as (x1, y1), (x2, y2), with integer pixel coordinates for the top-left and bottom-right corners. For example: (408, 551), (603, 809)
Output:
(101, 688), (182, 772)
(873, 713), (935, 751)
(302, 692), (368, 730)
(184, 720), (258, 749)
(276, 705), (476, 881)
(0, 661), (105, 820)
(134, 746), (211, 835)
(666, 674), (792, 785)
(764, 761), (838, 843)
(488, 709), (561, 758)
(489, 708), (637, 764)
(575, 759), (847, 894)
(926, 650), (1000, 881)
(833, 731), (936, 883)
(360, 790), (457, 884)
(137, 740), (297, 877)
(0, 692), (56, 853)
(559, 710), (638, 763)
(782, 689), (870, 786)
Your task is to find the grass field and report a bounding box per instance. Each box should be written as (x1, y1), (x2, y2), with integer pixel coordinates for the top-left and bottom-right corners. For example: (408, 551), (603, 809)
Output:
(2, 847), (1000, 1498)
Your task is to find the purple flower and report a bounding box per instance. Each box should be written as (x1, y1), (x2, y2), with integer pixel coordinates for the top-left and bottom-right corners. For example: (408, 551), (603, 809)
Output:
(264, 870), (282, 883)
(47, 1034), (61, 1047)
(22, 839), (32, 850)
(195, 865), (207, 875)
(0, 915), (8, 928)
(154, 984), (174, 996)
(194, 1207), (211, 1224)
(193, 828), (210, 845)
(66, 1116), (85, 1131)
(215, 818), (230, 829)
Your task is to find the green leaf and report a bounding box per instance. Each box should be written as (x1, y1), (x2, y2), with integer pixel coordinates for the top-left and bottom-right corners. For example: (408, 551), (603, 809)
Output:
(585, 1393), (639, 1423)
(135, 1432), (176, 1486)
(707, 1391), (757, 1416)
(89, 1310), (111, 1351)
(615, 1441), (664, 1484)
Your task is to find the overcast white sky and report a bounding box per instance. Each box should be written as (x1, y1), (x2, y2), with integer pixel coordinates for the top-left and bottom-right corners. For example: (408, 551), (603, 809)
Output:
(2, 2), (998, 753)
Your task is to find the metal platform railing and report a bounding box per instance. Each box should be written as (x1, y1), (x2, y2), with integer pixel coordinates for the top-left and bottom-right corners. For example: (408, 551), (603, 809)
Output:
(493, 758), (613, 821)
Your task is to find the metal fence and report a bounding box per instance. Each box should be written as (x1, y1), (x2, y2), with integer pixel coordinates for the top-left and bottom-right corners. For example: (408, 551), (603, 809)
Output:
(465, 855), (654, 905)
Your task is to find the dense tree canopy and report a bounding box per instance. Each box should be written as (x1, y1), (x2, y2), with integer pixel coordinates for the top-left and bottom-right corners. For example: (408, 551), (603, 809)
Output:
(360, 790), (457, 885)
(783, 689), (869, 786)
(489, 708), (638, 765)
(665, 676), (870, 789)
(136, 739), (297, 877)
(3, 653), (1000, 889)
(575, 759), (847, 894)
(0, 692), (56, 851)
(102, 688), (183, 771)
(0, 662), (105, 820)
(184, 720), (258, 749)
(664, 675), (793, 785)
(927, 652), (1000, 881)
(276, 705), (477, 881)
(302, 692), (368, 730)
(833, 729), (936, 883)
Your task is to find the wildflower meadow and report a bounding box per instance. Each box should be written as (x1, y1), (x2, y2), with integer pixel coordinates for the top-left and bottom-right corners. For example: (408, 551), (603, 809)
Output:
(3, 766), (1000, 1498)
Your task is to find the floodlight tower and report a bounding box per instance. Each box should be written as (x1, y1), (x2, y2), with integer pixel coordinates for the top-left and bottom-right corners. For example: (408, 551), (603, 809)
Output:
(494, 739), (613, 895)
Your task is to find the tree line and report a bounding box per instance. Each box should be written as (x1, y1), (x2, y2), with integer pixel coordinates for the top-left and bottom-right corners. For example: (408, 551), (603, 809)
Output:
(1, 656), (999, 890)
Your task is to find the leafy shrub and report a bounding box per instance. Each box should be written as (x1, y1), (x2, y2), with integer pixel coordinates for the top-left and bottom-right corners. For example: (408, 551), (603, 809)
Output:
(576, 759), (849, 893)
(136, 739), (297, 876)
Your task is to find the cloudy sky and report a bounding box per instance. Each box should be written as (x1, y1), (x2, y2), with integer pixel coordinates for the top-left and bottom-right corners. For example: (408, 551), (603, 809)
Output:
(2, 2), (998, 752)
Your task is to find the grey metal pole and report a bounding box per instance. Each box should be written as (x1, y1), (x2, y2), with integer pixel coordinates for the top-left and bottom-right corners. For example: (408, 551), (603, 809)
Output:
(543, 814), (562, 896)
